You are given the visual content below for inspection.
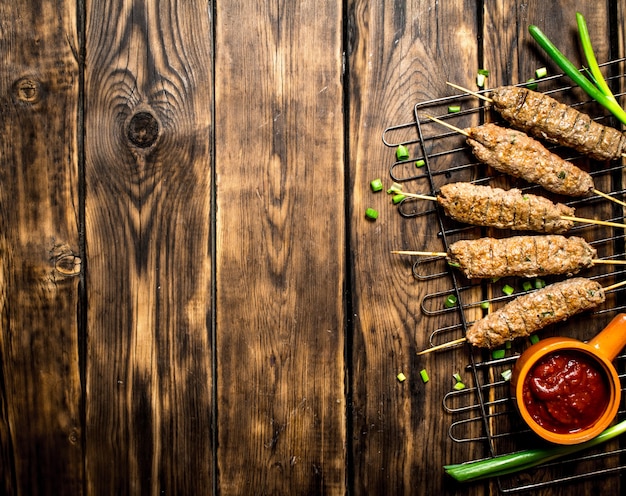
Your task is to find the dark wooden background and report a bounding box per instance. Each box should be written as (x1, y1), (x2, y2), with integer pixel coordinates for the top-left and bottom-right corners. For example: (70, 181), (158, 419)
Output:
(2, 1), (626, 494)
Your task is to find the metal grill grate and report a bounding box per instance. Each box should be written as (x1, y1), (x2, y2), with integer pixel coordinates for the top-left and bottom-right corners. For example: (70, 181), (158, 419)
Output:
(383, 58), (626, 493)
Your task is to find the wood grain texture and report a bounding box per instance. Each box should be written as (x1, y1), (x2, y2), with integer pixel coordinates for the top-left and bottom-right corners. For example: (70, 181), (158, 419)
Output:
(214, 1), (346, 494)
(347, 1), (486, 494)
(0, 1), (82, 495)
(84, 1), (213, 493)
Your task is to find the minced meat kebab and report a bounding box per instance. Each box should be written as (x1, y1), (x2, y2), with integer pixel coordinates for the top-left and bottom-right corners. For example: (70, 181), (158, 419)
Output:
(447, 235), (596, 279)
(466, 123), (594, 196)
(437, 182), (574, 233)
(466, 277), (605, 348)
(491, 86), (626, 161)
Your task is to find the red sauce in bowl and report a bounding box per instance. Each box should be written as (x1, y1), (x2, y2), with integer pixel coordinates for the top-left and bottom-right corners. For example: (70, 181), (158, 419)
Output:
(522, 350), (611, 434)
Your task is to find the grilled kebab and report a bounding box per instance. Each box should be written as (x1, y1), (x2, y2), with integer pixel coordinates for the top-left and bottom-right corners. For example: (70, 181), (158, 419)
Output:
(466, 123), (594, 196)
(466, 277), (605, 348)
(437, 182), (574, 233)
(490, 86), (626, 161)
(447, 235), (596, 279)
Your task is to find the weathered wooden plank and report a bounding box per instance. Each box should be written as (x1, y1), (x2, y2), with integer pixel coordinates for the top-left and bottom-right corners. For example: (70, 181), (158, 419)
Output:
(214, 0), (346, 494)
(347, 1), (485, 494)
(0, 1), (82, 494)
(83, 1), (213, 493)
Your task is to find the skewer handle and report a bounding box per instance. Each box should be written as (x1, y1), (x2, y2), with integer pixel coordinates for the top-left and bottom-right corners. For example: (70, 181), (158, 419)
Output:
(417, 337), (468, 355)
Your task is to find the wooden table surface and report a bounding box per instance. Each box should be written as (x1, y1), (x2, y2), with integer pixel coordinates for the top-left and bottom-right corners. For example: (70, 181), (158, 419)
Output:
(3, 1), (626, 494)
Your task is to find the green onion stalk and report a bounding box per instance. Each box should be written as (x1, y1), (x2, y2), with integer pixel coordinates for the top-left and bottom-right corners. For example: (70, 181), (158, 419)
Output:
(528, 12), (626, 126)
(444, 418), (626, 482)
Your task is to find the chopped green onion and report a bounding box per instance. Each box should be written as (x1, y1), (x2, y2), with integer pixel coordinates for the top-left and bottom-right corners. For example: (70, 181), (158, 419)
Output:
(477, 68), (490, 76)
(501, 369), (512, 381)
(420, 369), (430, 383)
(396, 144), (410, 160)
(445, 418), (626, 482)
(448, 105), (461, 113)
(491, 349), (506, 360)
(444, 294), (458, 308)
(525, 78), (538, 90)
(535, 66), (547, 78)
(447, 261), (461, 268)
(453, 382), (466, 390)
(370, 178), (383, 192)
(505, 340), (512, 350)
(414, 159), (425, 168)
(480, 301), (490, 310)
(476, 73), (486, 88)
(452, 373), (462, 382)
(365, 208), (378, 220)
(392, 194), (406, 204)
(522, 280), (533, 292)
(529, 334), (540, 345)
(387, 182), (403, 194)
(534, 278), (546, 289)
(397, 372), (407, 382)
(502, 284), (514, 296)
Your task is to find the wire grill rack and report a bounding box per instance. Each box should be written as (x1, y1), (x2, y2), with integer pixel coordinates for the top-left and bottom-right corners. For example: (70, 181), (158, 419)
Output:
(383, 59), (626, 493)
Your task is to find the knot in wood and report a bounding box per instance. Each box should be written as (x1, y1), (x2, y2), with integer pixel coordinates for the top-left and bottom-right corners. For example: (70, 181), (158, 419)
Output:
(13, 77), (42, 104)
(54, 254), (82, 276)
(127, 111), (160, 148)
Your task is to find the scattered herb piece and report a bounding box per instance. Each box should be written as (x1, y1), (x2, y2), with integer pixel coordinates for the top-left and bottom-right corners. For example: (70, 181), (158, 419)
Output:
(448, 105), (461, 113)
(502, 284), (515, 296)
(535, 66), (548, 78)
(529, 334), (540, 345)
(392, 194), (406, 204)
(480, 301), (490, 310)
(420, 369), (430, 383)
(444, 294), (458, 308)
(397, 372), (407, 382)
(492, 349), (506, 360)
(370, 178), (383, 192)
(415, 159), (425, 168)
(522, 280), (533, 292)
(365, 208), (379, 220)
(534, 278), (546, 289)
(453, 382), (466, 390)
(501, 369), (512, 381)
(387, 182), (403, 194)
(453, 373), (462, 383)
(396, 144), (410, 160)
(525, 78), (538, 90)
(476, 73), (486, 88)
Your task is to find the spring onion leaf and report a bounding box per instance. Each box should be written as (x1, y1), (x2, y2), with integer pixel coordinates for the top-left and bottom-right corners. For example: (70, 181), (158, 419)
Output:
(528, 17), (626, 125)
(445, 418), (626, 482)
(576, 12), (616, 105)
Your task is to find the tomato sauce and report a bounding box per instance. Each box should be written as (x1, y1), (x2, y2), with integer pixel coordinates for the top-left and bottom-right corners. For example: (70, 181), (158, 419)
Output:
(522, 350), (610, 434)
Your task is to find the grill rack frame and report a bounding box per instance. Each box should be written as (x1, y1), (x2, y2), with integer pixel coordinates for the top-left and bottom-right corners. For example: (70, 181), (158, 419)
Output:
(382, 59), (626, 493)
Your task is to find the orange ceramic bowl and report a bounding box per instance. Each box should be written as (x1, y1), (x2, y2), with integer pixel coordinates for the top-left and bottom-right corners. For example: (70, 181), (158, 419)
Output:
(511, 337), (621, 445)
